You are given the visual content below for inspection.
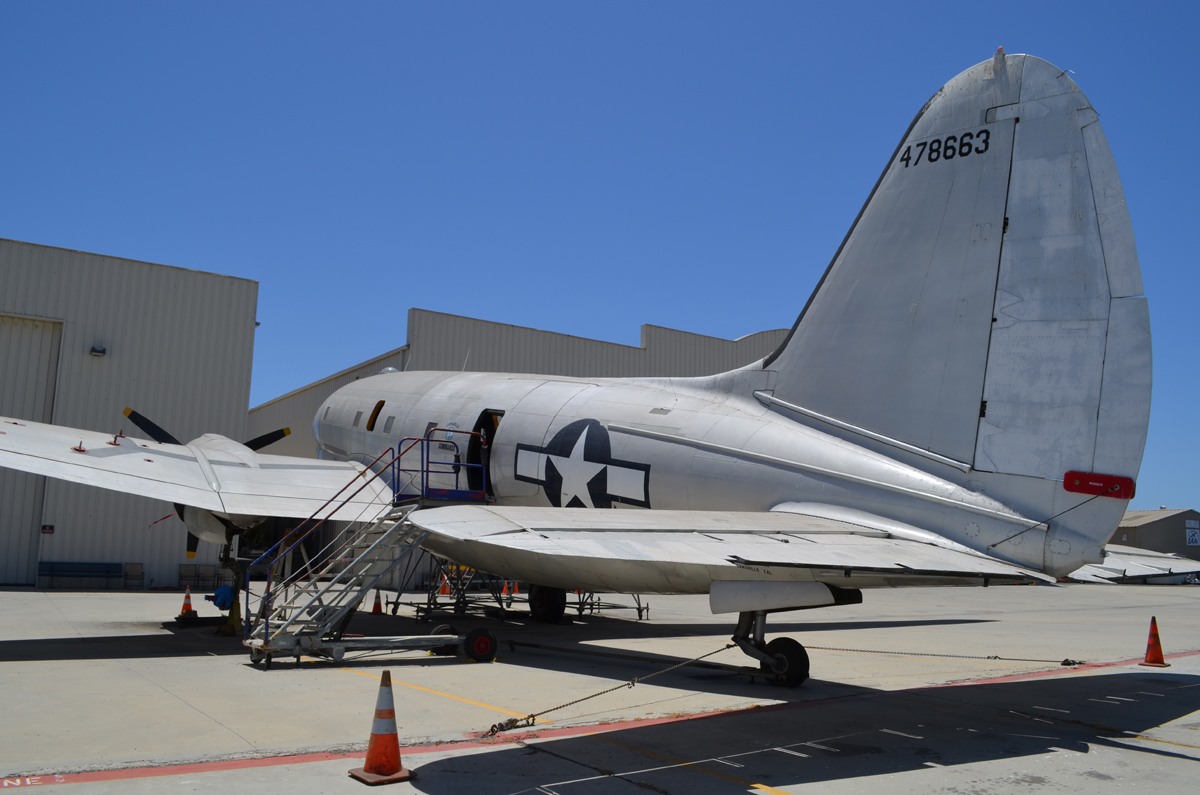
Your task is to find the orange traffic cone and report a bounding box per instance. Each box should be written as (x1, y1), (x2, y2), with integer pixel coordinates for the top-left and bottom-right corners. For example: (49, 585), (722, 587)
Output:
(372, 591), (383, 615)
(349, 670), (414, 784)
(439, 576), (450, 596)
(513, 581), (519, 595)
(1139, 616), (1171, 668)
(177, 587), (198, 621)
(501, 580), (508, 596)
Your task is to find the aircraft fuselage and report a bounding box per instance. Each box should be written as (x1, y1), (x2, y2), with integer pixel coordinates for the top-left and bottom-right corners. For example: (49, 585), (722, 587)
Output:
(313, 369), (1073, 581)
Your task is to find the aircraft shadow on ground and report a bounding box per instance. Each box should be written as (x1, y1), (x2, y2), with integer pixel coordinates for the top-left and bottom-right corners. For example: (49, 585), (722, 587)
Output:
(403, 671), (1200, 794)
(0, 608), (990, 676)
(0, 620), (246, 662)
(290, 610), (1004, 703)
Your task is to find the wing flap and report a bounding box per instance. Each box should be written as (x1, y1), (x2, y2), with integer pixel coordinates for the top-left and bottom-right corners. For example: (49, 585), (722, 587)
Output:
(211, 453), (392, 520)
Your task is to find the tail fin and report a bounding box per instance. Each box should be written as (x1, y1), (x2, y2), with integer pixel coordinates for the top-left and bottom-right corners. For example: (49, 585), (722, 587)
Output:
(763, 53), (1151, 573)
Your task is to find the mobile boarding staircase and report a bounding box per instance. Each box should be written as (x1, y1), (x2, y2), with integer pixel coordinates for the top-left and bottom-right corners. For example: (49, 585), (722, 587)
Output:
(242, 431), (499, 668)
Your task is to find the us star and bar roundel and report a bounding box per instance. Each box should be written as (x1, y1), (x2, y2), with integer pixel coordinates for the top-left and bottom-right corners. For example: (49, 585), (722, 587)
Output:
(514, 419), (651, 509)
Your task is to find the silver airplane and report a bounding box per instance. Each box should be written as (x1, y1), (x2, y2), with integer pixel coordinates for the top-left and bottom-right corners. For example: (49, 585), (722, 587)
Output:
(0, 52), (1151, 686)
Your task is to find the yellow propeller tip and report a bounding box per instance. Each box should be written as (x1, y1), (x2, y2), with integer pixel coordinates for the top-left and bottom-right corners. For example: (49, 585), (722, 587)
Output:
(122, 407), (133, 417)
(283, 428), (291, 437)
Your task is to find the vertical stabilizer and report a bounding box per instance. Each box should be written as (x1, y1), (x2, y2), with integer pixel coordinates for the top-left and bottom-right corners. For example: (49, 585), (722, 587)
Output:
(765, 52), (1026, 464)
(763, 54), (1151, 575)
(765, 54), (1150, 481)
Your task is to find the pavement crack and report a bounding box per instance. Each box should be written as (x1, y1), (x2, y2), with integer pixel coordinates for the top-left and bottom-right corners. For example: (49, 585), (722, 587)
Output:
(111, 659), (258, 750)
(518, 740), (672, 794)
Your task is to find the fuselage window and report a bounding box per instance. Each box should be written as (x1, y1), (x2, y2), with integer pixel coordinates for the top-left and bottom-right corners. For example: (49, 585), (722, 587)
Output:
(383, 416), (395, 434)
(352, 411), (363, 428)
(366, 400), (386, 432)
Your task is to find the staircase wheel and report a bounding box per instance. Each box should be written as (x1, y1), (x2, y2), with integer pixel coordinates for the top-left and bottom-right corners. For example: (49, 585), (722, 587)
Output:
(431, 624), (459, 656)
(463, 628), (497, 662)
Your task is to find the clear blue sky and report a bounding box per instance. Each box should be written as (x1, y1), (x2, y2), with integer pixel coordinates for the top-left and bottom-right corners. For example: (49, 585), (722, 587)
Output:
(1, 2), (1194, 511)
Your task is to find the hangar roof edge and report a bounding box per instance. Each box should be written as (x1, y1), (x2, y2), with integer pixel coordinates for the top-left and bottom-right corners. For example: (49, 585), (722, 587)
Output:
(0, 237), (258, 286)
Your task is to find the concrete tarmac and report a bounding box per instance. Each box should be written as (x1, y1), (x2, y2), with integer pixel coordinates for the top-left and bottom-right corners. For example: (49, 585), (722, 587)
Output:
(1, 583), (1197, 792)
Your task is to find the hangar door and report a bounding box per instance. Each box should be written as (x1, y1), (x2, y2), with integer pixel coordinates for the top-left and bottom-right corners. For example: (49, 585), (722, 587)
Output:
(0, 315), (61, 585)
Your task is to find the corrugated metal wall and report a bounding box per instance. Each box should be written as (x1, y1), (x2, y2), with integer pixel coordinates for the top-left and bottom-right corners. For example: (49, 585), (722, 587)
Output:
(0, 315), (62, 583)
(248, 308), (787, 459)
(1116, 510), (1200, 561)
(0, 239), (258, 587)
(248, 346), (407, 459)
(405, 310), (789, 378)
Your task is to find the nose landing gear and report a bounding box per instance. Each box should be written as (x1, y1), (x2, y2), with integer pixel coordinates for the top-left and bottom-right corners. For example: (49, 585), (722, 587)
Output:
(732, 610), (810, 687)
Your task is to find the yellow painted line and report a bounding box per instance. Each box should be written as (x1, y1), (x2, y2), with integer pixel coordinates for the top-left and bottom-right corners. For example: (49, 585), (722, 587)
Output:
(303, 656), (550, 723)
(592, 732), (793, 795)
(1128, 734), (1200, 751)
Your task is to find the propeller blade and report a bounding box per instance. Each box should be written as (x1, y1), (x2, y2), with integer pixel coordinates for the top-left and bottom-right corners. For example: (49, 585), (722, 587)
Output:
(122, 407), (182, 445)
(186, 531), (200, 560)
(245, 427), (291, 451)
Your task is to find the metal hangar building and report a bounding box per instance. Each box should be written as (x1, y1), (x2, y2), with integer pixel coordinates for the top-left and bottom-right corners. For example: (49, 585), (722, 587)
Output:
(247, 308), (788, 460)
(0, 239), (258, 588)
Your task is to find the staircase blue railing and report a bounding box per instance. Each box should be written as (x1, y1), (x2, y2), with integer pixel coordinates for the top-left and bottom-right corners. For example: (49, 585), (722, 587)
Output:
(393, 427), (489, 502)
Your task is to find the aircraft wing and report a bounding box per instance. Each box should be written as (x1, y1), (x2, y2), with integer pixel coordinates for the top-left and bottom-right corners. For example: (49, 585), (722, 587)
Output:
(0, 416), (391, 521)
(1066, 544), (1200, 583)
(406, 505), (1052, 595)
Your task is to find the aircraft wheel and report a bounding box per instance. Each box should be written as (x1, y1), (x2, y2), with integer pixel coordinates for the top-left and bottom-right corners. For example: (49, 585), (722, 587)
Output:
(529, 585), (566, 623)
(431, 624), (459, 656)
(760, 637), (809, 688)
(463, 628), (498, 662)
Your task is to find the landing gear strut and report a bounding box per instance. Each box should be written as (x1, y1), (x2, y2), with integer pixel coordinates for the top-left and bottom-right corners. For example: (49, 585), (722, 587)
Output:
(732, 610), (809, 687)
(217, 535), (243, 637)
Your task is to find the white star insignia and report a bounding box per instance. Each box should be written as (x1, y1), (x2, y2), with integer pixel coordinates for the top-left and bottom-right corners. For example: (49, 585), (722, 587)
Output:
(546, 427), (606, 508)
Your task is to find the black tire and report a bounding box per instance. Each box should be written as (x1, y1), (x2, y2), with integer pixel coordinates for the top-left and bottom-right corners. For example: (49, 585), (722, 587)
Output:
(463, 628), (497, 662)
(430, 624), (459, 656)
(760, 637), (809, 687)
(528, 585), (567, 623)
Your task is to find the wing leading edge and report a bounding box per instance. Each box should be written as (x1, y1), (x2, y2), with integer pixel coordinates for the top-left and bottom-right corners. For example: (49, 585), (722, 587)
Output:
(0, 415), (392, 521)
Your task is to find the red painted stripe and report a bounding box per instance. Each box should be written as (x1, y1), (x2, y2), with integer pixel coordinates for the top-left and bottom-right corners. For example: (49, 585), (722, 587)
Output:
(374, 709), (396, 719)
(30, 647), (1200, 786)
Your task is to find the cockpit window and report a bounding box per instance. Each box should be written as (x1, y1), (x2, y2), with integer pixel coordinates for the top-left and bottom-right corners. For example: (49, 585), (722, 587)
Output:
(352, 411), (363, 428)
(383, 416), (395, 434)
(366, 400), (386, 432)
